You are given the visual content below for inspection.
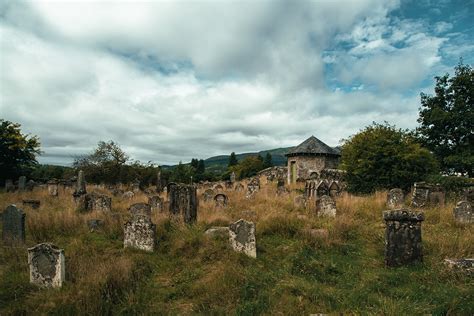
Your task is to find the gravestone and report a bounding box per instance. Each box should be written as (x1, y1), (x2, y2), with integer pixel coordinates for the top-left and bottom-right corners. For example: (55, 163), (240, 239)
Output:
(411, 182), (432, 207)
(22, 199), (40, 210)
(5, 179), (14, 192)
(246, 178), (260, 199)
(123, 215), (156, 252)
(383, 209), (424, 267)
(18, 176), (26, 191)
(214, 184), (224, 192)
(214, 193), (228, 208)
(77, 193), (112, 212)
(276, 178), (289, 195)
(453, 201), (473, 224)
(47, 180), (59, 197)
(73, 170), (87, 202)
(387, 188), (404, 209)
(443, 258), (474, 275)
(26, 180), (35, 191)
(87, 219), (104, 232)
(129, 203), (152, 218)
(328, 181), (341, 198)
(148, 196), (163, 212)
(203, 189), (215, 202)
(230, 172), (236, 183)
(169, 184), (198, 224)
(229, 219), (256, 258)
(316, 195), (337, 217)
(235, 183), (245, 192)
(122, 191), (135, 199)
(2, 205), (26, 245)
(28, 243), (65, 288)
(156, 170), (163, 193)
(294, 194), (307, 208)
(316, 181), (329, 197)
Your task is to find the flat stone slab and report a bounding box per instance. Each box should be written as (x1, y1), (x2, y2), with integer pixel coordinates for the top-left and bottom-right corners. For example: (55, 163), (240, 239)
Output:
(444, 258), (474, 275)
(205, 227), (229, 237)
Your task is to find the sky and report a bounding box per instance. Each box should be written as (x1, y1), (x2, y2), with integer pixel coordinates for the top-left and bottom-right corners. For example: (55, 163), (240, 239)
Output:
(1, 0), (473, 166)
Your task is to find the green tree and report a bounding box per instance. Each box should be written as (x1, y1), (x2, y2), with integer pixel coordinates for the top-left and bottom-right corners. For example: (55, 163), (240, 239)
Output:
(228, 152), (238, 167)
(197, 159), (205, 175)
(231, 155), (265, 179)
(417, 61), (473, 176)
(0, 119), (41, 183)
(170, 161), (194, 183)
(263, 152), (273, 168)
(341, 122), (438, 194)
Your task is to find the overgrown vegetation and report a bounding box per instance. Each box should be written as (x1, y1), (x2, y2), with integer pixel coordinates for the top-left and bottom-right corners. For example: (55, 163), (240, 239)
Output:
(1, 182), (472, 314)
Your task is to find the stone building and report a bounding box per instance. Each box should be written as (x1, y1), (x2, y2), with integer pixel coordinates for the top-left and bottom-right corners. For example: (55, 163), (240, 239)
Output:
(286, 136), (341, 184)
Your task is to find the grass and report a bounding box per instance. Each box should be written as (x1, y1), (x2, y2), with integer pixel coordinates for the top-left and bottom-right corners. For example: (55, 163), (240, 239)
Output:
(0, 179), (473, 315)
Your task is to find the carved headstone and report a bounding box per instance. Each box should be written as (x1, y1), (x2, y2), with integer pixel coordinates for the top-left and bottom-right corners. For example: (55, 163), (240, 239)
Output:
(123, 215), (156, 252)
(28, 243), (65, 288)
(148, 196), (163, 212)
(328, 181), (341, 198)
(229, 219), (256, 258)
(5, 179), (14, 192)
(453, 201), (473, 224)
(203, 189), (215, 202)
(47, 180), (59, 197)
(18, 176), (26, 191)
(383, 209), (424, 267)
(316, 195), (337, 217)
(214, 193), (228, 208)
(246, 178), (260, 199)
(22, 199), (40, 210)
(129, 203), (152, 218)
(2, 205), (25, 245)
(387, 188), (404, 209)
(169, 184), (198, 224)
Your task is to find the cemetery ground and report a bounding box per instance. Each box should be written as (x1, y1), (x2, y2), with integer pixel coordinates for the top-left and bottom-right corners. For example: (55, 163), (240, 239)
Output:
(0, 183), (472, 315)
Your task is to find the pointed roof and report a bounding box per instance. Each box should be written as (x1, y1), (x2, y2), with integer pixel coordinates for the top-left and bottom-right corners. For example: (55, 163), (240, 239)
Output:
(286, 136), (340, 157)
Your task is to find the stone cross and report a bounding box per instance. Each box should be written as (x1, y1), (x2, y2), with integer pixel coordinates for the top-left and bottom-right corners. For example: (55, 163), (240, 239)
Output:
(453, 201), (472, 224)
(229, 219), (256, 258)
(387, 188), (404, 209)
(316, 195), (337, 217)
(148, 196), (163, 213)
(383, 209), (424, 267)
(123, 215), (156, 252)
(2, 205), (26, 245)
(169, 184), (198, 224)
(18, 176), (26, 191)
(214, 193), (228, 208)
(28, 243), (65, 288)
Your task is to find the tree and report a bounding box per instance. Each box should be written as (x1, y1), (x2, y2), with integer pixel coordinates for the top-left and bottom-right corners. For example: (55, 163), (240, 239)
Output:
(263, 152), (273, 168)
(230, 155), (265, 179)
(228, 152), (238, 167)
(0, 119), (41, 183)
(341, 122), (438, 194)
(197, 159), (205, 175)
(417, 61), (473, 176)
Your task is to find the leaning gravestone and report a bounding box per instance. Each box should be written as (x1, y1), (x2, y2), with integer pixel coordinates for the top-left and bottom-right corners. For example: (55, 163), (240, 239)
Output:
(129, 203), (152, 218)
(453, 201), (473, 224)
(169, 184), (198, 224)
(148, 196), (163, 212)
(229, 219), (256, 258)
(2, 205), (26, 245)
(383, 209), (424, 267)
(316, 195), (337, 217)
(18, 176), (26, 191)
(123, 215), (156, 252)
(47, 180), (59, 197)
(28, 243), (65, 288)
(214, 193), (228, 208)
(387, 188), (404, 209)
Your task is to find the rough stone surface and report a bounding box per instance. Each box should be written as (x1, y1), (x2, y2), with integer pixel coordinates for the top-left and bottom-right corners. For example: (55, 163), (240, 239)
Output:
(205, 226), (229, 237)
(156, 170), (163, 193)
(383, 209), (424, 267)
(122, 191), (135, 199)
(443, 258), (474, 275)
(75, 170), (87, 196)
(148, 196), (163, 212)
(47, 180), (59, 197)
(453, 201), (473, 224)
(411, 182), (445, 207)
(129, 203), (152, 218)
(87, 219), (104, 232)
(203, 189), (215, 202)
(214, 193), (228, 208)
(169, 184), (198, 224)
(123, 215), (156, 252)
(387, 188), (405, 209)
(316, 195), (336, 217)
(235, 183), (245, 192)
(2, 205), (26, 245)
(294, 195), (307, 208)
(328, 181), (341, 197)
(305, 180), (329, 199)
(18, 176), (26, 191)
(229, 219), (256, 258)
(22, 199), (40, 210)
(28, 243), (65, 288)
(246, 178), (260, 199)
(77, 193), (112, 212)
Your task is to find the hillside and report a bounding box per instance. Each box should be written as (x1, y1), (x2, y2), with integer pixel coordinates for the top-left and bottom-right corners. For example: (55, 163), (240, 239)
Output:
(204, 147), (293, 170)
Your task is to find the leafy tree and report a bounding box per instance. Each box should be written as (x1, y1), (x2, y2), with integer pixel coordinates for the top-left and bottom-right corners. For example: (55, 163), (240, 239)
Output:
(263, 152), (273, 169)
(197, 159), (205, 175)
(417, 61), (473, 176)
(230, 155), (265, 179)
(0, 119), (41, 183)
(170, 161), (194, 183)
(228, 152), (238, 167)
(341, 122), (438, 193)
(190, 158), (199, 170)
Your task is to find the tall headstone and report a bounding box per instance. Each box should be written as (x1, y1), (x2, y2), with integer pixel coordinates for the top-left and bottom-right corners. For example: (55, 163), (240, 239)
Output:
(123, 215), (156, 252)
(47, 180), (59, 197)
(453, 201), (473, 224)
(229, 219), (256, 258)
(148, 196), (163, 212)
(73, 170), (87, 202)
(387, 188), (404, 209)
(28, 243), (65, 288)
(328, 181), (341, 198)
(156, 170), (163, 193)
(383, 209), (424, 267)
(2, 205), (26, 245)
(18, 176), (26, 191)
(5, 179), (14, 192)
(169, 184), (198, 224)
(316, 195), (337, 217)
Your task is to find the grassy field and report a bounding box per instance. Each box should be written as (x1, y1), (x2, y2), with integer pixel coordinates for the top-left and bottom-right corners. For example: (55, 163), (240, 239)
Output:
(0, 180), (473, 315)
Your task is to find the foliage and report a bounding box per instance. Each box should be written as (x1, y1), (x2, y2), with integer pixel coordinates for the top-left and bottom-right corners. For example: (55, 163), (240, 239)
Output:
(229, 155), (265, 179)
(228, 152), (238, 167)
(0, 119), (41, 184)
(426, 174), (474, 195)
(341, 122), (438, 193)
(263, 152), (273, 169)
(30, 164), (73, 181)
(417, 61), (474, 176)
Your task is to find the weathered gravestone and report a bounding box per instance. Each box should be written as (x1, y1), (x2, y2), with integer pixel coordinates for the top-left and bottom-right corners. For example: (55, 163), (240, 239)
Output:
(246, 178), (260, 199)
(77, 193), (112, 212)
(235, 183), (245, 192)
(229, 219), (256, 258)
(129, 203), (152, 218)
(294, 194), (307, 208)
(5, 179), (14, 192)
(387, 188), (405, 209)
(410, 182), (430, 207)
(203, 189), (215, 202)
(230, 172), (236, 183)
(316, 195), (337, 217)
(73, 170), (87, 202)
(214, 193), (228, 208)
(26, 180), (35, 191)
(47, 180), (59, 197)
(383, 209), (424, 267)
(18, 176), (26, 191)
(28, 243), (65, 288)
(276, 178), (289, 195)
(123, 215), (156, 252)
(148, 196), (163, 212)
(328, 181), (341, 198)
(443, 258), (474, 275)
(169, 184), (198, 224)
(22, 199), (40, 210)
(453, 201), (473, 224)
(2, 205), (25, 245)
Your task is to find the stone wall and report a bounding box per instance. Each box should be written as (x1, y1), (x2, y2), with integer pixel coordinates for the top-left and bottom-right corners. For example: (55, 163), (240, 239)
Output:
(287, 155), (339, 183)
